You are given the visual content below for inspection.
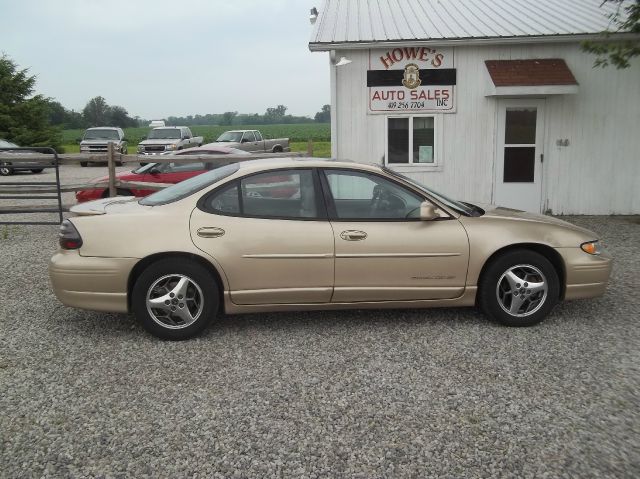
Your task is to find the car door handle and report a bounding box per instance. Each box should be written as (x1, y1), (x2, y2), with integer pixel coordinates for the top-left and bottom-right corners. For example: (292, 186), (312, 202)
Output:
(197, 227), (225, 238)
(340, 230), (367, 241)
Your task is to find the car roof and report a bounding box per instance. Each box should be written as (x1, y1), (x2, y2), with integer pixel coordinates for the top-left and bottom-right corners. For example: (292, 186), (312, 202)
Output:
(87, 127), (119, 130)
(233, 157), (383, 174)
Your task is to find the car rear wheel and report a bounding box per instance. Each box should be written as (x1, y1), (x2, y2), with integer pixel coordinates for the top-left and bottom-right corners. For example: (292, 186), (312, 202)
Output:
(31, 168), (44, 173)
(479, 249), (559, 327)
(80, 161), (88, 167)
(132, 259), (218, 340)
(272, 145), (283, 153)
(0, 163), (14, 176)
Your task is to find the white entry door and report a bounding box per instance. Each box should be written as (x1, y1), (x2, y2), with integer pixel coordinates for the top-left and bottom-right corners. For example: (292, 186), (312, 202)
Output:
(494, 99), (545, 212)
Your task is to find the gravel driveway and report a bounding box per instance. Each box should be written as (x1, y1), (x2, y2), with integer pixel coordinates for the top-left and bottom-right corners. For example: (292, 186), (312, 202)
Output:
(1, 168), (638, 477)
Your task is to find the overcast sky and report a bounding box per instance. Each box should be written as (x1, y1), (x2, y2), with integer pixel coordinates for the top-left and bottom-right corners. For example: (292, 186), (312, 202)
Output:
(0, 0), (329, 119)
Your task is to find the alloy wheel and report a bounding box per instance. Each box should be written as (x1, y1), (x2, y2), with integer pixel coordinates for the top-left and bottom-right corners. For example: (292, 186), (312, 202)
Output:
(496, 264), (548, 317)
(146, 274), (204, 329)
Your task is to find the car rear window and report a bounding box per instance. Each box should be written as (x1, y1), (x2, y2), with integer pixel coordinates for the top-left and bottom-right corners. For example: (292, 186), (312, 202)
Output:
(139, 163), (240, 206)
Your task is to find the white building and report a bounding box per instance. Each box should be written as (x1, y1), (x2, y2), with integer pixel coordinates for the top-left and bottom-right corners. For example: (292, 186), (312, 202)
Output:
(309, 0), (640, 214)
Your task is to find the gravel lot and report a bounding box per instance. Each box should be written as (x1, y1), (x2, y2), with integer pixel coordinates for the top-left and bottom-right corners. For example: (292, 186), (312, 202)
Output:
(1, 166), (639, 478)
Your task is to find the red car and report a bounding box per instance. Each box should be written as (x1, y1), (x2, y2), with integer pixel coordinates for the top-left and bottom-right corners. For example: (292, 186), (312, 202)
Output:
(76, 145), (250, 203)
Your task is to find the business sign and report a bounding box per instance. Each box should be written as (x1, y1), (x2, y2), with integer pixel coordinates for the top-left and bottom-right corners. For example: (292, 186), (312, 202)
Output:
(368, 47), (456, 113)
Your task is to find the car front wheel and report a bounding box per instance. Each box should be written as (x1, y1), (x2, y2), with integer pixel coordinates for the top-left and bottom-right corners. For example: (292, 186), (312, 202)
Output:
(132, 259), (219, 340)
(0, 163), (13, 176)
(479, 250), (559, 327)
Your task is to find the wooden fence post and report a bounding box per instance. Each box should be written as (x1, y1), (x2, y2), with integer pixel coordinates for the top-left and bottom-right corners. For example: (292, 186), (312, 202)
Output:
(306, 139), (314, 157)
(107, 143), (116, 197)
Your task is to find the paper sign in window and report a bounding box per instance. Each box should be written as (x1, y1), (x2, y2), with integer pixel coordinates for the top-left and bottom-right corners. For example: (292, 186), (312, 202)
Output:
(418, 146), (433, 163)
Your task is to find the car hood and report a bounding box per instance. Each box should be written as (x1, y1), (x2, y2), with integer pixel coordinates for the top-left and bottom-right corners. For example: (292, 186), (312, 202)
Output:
(140, 139), (180, 146)
(475, 203), (596, 236)
(80, 139), (121, 145)
(70, 196), (148, 216)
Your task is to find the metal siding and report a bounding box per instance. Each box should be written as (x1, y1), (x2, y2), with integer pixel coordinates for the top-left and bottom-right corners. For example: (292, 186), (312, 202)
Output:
(333, 44), (640, 214)
(311, 0), (631, 45)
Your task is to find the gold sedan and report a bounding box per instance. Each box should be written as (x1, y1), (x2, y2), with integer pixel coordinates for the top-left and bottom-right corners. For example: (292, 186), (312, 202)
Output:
(50, 159), (612, 339)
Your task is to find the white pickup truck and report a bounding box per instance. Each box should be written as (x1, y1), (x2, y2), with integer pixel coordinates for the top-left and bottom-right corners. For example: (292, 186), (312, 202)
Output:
(211, 130), (290, 153)
(137, 127), (203, 155)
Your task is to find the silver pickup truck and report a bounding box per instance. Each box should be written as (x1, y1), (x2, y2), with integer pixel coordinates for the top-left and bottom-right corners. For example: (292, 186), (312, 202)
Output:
(211, 130), (290, 153)
(137, 127), (203, 155)
(79, 127), (128, 167)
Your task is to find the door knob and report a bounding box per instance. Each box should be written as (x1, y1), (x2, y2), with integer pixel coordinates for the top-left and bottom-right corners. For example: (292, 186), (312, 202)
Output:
(197, 227), (225, 238)
(340, 230), (367, 241)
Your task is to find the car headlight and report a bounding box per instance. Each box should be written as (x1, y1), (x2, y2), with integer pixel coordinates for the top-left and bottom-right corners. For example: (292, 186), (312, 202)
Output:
(137, 145), (144, 152)
(165, 144), (177, 150)
(581, 241), (603, 255)
(80, 145), (89, 151)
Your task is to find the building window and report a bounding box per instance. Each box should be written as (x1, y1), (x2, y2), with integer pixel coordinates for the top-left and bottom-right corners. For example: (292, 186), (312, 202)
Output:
(386, 116), (436, 166)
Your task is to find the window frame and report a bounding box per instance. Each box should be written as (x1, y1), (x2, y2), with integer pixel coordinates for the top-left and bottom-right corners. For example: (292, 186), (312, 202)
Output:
(384, 114), (443, 172)
(197, 167), (328, 221)
(318, 168), (449, 222)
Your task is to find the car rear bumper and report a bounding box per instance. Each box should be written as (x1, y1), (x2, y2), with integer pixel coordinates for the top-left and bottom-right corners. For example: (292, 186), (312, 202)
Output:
(49, 250), (137, 313)
(557, 247), (613, 300)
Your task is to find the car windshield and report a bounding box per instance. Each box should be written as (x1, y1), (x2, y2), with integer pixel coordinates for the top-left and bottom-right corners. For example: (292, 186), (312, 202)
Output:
(132, 163), (158, 174)
(216, 132), (243, 142)
(382, 167), (479, 216)
(148, 128), (181, 140)
(0, 139), (19, 148)
(139, 163), (240, 206)
(84, 129), (119, 140)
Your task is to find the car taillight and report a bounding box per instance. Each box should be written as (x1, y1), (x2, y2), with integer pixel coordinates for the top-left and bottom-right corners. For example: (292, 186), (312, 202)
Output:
(59, 219), (83, 250)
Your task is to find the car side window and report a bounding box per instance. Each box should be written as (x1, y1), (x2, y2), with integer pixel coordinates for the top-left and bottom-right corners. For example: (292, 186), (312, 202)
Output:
(206, 184), (241, 214)
(324, 170), (424, 220)
(254, 131), (263, 141)
(166, 162), (205, 173)
(203, 170), (318, 219)
(243, 131), (256, 143)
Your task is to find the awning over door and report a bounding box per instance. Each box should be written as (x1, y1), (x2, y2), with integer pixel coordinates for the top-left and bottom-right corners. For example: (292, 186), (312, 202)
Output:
(484, 59), (578, 96)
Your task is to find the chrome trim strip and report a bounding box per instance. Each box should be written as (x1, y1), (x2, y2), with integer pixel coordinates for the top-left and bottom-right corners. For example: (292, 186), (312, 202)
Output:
(335, 252), (461, 258)
(241, 253), (334, 259)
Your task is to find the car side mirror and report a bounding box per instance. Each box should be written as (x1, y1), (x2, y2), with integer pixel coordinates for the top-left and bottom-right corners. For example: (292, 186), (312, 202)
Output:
(420, 202), (440, 221)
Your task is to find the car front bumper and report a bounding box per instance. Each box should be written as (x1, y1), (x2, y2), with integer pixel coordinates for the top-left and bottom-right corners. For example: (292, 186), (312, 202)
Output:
(49, 250), (138, 313)
(557, 247), (613, 300)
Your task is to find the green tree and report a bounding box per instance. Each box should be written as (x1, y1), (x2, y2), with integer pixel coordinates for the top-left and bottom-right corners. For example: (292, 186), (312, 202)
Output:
(220, 111), (237, 125)
(0, 55), (62, 148)
(48, 100), (87, 129)
(107, 105), (136, 127)
(314, 104), (331, 123)
(582, 0), (640, 69)
(264, 105), (287, 124)
(82, 96), (109, 126)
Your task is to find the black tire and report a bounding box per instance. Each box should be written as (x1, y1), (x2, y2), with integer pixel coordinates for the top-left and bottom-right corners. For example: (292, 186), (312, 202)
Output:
(478, 249), (559, 327)
(31, 168), (44, 174)
(0, 163), (14, 176)
(272, 145), (283, 153)
(80, 161), (88, 167)
(132, 259), (219, 340)
(116, 161), (123, 167)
